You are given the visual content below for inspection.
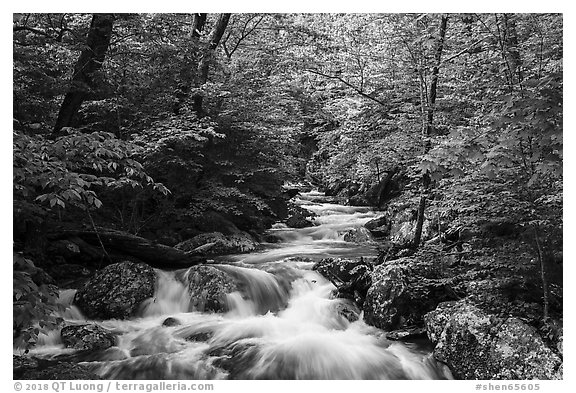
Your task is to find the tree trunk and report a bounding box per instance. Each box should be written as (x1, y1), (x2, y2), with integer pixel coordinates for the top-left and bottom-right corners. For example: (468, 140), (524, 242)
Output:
(502, 13), (524, 87)
(192, 13), (231, 116)
(413, 15), (448, 249)
(173, 13), (207, 115)
(50, 229), (207, 269)
(53, 14), (114, 135)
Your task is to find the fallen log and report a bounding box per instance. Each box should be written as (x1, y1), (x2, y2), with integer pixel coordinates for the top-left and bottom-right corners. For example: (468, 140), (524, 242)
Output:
(49, 228), (206, 269)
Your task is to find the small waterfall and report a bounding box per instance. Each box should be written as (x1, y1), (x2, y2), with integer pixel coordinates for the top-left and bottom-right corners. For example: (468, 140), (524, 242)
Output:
(214, 264), (289, 314)
(141, 270), (191, 316)
(27, 190), (451, 380)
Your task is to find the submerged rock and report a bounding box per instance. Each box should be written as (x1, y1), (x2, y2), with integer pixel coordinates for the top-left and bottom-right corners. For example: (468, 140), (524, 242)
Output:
(175, 231), (257, 255)
(424, 301), (563, 380)
(74, 261), (156, 320)
(61, 324), (116, 351)
(184, 265), (239, 313)
(332, 302), (360, 323)
(162, 317), (181, 327)
(363, 258), (458, 331)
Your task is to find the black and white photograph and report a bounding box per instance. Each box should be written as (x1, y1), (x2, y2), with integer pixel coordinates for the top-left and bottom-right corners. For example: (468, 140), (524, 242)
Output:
(11, 4), (566, 387)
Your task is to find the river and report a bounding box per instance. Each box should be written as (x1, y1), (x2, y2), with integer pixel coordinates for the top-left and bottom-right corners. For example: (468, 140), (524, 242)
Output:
(27, 191), (452, 380)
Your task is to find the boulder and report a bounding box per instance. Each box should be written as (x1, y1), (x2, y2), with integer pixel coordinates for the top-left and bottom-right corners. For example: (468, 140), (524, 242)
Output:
(348, 194), (370, 206)
(363, 258), (458, 331)
(313, 258), (372, 305)
(162, 317), (181, 327)
(175, 231), (257, 256)
(285, 214), (314, 228)
(364, 215), (390, 237)
(74, 262), (156, 319)
(343, 227), (373, 243)
(60, 324), (116, 351)
(313, 258), (372, 287)
(184, 265), (239, 313)
(425, 301), (562, 380)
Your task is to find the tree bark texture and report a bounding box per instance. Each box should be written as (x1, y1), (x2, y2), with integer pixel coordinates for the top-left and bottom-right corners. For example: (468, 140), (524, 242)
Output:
(53, 14), (114, 135)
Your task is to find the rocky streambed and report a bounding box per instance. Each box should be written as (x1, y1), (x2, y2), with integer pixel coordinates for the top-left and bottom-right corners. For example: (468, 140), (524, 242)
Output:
(14, 191), (562, 380)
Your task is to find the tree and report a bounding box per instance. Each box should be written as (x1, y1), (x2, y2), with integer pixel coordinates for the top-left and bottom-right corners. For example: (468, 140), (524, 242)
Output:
(413, 15), (449, 249)
(53, 13), (114, 134)
(192, 13), (231, 116)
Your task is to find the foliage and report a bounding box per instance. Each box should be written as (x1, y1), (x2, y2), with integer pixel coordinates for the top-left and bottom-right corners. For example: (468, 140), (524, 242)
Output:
(13, 253), (63, 350)
(13, 129), (169, 213)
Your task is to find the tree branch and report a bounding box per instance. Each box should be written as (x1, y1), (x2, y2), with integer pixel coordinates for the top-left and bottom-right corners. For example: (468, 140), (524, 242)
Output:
(441, 36), (488, 65)
(306, 68), (387, 107)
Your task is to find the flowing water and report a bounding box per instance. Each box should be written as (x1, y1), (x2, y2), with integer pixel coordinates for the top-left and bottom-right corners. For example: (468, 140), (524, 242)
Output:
(25, 191), (452, 380)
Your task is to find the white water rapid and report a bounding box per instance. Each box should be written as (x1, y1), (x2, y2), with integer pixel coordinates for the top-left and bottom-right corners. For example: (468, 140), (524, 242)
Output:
(25, 191), (452, 380)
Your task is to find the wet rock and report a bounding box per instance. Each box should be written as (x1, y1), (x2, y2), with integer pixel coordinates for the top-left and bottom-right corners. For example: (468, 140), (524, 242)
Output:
(313, 258), (372, 306)
(175, 231), (257, 256)
(343, 227), (373, 243)
(184, 265), (239, 312)
(348, 194), (370, 206)
(364, 215), (390, 237)
(385, 326), (427, 341)
(74, 261), (156, 319)
(363, 258), (458, 331)
(365, 215), (389, 231)
(285, 214), (314, 228)
(60, 324), (116, 351)
(313, 258), (371, 284)
(424, 301), (563, 380)
(187, 331), (213, 342)
(14, 356), (102, 380)
(333, 302), (360, 323)
(162, 317), (181, 327)
(210, 342), (259, 379)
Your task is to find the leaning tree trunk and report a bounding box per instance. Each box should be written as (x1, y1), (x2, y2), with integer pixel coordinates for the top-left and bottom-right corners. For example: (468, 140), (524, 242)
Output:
(53, 13), (114, 135)
(192, 13), (231, 116)
(413, 15), (448, 249)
